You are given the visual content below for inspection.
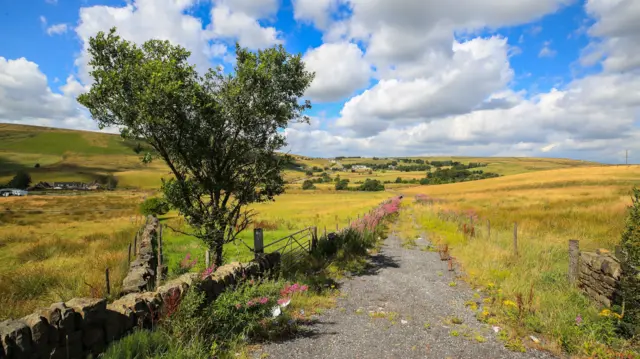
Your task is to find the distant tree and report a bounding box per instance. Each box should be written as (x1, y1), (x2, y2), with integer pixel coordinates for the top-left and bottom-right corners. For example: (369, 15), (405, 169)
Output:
(77, 28), (313, 266)
(34, 163), (40, 168)
(368, 170), (373, 175)
(98, 174), (119, 190)
(334, 175), (341, 183)
(8, 171), (31, 190)
(395, 177), (402, 183)
(357, 179), (384, 192)
(305, 170), (314, 176)
(139, 197), (170, 216)
(335, 179), (349, 191)
(133, 142), (144, 154)
(301, 180), (316, 190)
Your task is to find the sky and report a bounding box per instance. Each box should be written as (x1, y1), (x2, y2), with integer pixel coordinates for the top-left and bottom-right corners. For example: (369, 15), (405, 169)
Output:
(0, 0), (639, 164)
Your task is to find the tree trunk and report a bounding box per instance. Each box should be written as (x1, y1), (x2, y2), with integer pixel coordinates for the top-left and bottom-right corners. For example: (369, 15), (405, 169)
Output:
(214, 240), (224, 267)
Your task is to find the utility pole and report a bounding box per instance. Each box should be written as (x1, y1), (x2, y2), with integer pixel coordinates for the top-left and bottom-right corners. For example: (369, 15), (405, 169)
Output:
(626, 149), (629, 166)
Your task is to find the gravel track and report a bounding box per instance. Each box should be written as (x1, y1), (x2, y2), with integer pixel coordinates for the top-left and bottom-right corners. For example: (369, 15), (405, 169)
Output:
(254, 233), (555, 359)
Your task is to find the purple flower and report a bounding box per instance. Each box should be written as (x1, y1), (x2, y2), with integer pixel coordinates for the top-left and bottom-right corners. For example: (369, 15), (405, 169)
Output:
(575, 314), (583, 326)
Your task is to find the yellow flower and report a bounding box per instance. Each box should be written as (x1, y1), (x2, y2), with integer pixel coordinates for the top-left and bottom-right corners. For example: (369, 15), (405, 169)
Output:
(486, 282), (495, 289)
(481, 310), (490, 317)
(599, 309), (612, 317)
(483, 298), (492, 304)
(613, 313), (623, 320)
(503, 300), (517, 308)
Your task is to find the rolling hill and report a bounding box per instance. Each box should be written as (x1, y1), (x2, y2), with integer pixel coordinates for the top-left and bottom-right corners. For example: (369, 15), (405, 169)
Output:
(0, 123), (604, 189)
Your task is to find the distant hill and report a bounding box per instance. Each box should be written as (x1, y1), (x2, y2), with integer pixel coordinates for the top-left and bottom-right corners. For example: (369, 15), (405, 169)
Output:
(0, 123), (604, 189)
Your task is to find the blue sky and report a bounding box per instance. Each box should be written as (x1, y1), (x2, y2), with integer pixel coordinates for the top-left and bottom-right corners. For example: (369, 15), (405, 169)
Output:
(0, 0), (639, 163)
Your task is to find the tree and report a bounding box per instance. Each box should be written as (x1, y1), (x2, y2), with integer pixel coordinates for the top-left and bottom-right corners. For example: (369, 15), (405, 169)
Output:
(8, 171), (31, 189)
(34, 163), (40, 168)
(335, 179), (349, 191)
(358, 179), (384, 191)
(301, 180), (316, 190)
(305, 170), (313, 177)
(78, 28), (313, 266)
(140, 197), (170, 216)
(395, 177), (402, 183)
(619, 187), (640, 336)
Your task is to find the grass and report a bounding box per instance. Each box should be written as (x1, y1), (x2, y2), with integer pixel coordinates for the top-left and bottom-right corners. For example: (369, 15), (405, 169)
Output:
(396, 165), (640, 357)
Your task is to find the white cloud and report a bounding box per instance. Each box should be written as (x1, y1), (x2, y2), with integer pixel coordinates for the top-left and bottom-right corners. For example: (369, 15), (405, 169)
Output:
(336, 36), (513, 136)
(539, 41), (557, 57)
(209, 4), (282, 49)
(215, 0), (279, 19)
(584, 0), (640, 72)
(292, 0), (342, 30)
(303, 42), (371, 102)
(46, 23), (68, 36)
(0, 57), (94, 130)
(39, 16), (47, 26)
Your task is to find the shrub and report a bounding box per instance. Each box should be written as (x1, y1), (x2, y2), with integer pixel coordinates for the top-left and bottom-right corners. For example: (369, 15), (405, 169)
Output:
(7, 171), (31, 189)
(34, 163), (40, 168)
(139, 197), (170, 216)
(357, 179), (385, 192)
(301, 180), (316, 190)
(335, 179), (349, 191)
(619, 187), (640, 337)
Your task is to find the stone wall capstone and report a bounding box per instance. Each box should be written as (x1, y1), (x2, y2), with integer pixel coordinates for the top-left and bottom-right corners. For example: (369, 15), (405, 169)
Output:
(0, 252), (281, 359)
(578, 249), (622, 307)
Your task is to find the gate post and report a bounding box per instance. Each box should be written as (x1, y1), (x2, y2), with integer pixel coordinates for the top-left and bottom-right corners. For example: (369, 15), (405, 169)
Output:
(254, 228), (264, 260)
(311, 227), (318, 251)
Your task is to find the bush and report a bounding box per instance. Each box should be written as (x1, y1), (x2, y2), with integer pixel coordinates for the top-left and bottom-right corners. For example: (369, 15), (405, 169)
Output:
(301, 180), (316, 190)
(619, 187), (640, 337)
(34, 163), (40, 168)
(139, 197), (170, 216)
(305, 170), (313, 176)
(335, 179), (349, 191)
(357, 179), (385, 192)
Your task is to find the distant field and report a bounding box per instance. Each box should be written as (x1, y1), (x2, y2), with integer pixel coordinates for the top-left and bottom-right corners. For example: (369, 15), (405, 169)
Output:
(395, 165), (640, 355)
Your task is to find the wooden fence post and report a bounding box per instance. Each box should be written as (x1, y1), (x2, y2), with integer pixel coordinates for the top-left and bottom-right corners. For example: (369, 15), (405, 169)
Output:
(254, 228), (264, 259)
(205, 250), (211, 269)
(105, 268), (110, 296)
(568, 240), (580, 285)
(324, 226), (327, 239)
(336, 223), (339, 232)
(133, 232), (138, 255)
(128, 243), (132, 263)
(311, 226), (318, 251)
(487, 219), (491, 239)
(513, 222), (518, 256)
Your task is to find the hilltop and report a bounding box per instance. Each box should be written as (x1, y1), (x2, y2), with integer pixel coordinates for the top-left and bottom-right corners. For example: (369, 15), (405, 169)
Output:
(0, 123), (603, 188)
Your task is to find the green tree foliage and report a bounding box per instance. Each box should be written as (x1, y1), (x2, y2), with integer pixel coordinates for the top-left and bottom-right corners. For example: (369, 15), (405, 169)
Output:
(395, 177), (402, 183)
(139, 197), (170, 216)
(357, 179), (385, 192)
(620, 187), (640, 337)
(78, 28), (313, 266)
(301, 180), (316, 190)
(305, 170), (313, 176)
(335, 179), (349, 191)
(7, 171), (31, 189)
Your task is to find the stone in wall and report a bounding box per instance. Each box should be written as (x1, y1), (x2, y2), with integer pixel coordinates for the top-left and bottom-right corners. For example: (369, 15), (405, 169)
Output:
(578, 249), (622, 307)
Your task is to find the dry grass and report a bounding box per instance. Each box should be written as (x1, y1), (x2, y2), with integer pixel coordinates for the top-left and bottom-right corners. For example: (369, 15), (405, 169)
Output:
(396, 165), (640, 356)
(0, 192), (146, 319)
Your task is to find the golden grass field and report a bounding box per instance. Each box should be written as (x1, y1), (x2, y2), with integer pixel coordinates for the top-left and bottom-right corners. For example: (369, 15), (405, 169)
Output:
(394, 165), (640, 356)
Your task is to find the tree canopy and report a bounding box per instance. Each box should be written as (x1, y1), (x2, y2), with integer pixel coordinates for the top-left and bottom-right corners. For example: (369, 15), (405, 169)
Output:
(78, 28), (314, 265)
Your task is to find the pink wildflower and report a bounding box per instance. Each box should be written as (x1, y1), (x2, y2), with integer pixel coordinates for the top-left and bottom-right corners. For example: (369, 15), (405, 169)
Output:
(235, 303), (242, 309)
(259, 297), (269, 304)
(277, 298), (290, 305)
(300, 285), (309, 292)
(247, 300), (255, 307)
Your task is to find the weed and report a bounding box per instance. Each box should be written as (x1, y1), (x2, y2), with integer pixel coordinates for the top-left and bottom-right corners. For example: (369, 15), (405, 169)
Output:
(475, 335), (486, 343)
(451, 316), (464, 325)
(450, 330), (459, 337)
(448, 281), (457, 287)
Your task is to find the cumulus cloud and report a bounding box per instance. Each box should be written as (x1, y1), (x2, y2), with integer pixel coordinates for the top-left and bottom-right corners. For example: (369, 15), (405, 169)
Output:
(209, 4), (282, 49)
(292, 0), (342, 30)
(583, 0), (640, 72)
(303, 42), (371, 102)
(336, 36), (513, 136)
(0, 57), (93, 130)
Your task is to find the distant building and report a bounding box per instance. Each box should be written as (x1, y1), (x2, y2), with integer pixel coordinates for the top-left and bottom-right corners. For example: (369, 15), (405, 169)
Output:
(0, 189), (28, 197)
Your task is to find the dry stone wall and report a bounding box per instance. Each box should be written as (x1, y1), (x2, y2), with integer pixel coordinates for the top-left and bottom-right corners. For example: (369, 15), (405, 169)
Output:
(578, 249), (622, 307)
(0, 252), (281, 359)
(121, 216), (159, 295)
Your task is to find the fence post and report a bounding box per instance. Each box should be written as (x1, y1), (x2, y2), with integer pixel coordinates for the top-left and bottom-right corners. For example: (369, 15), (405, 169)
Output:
(133, 232), (137, 255)
(312, 226), (318, 251)
(105, 268), (110, 296)
(128, 243), (132, 263)
(254, 228), (264, 259)
(568, 240), (580, 285)
(336, 223), (338, 232)
(487, 219), (491, 239)
(513, 222), (518, 256)
(205, 250), (211, 268)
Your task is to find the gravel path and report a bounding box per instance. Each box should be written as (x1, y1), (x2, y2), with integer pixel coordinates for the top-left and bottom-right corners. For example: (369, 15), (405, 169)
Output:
(255, 233), (555, 359)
